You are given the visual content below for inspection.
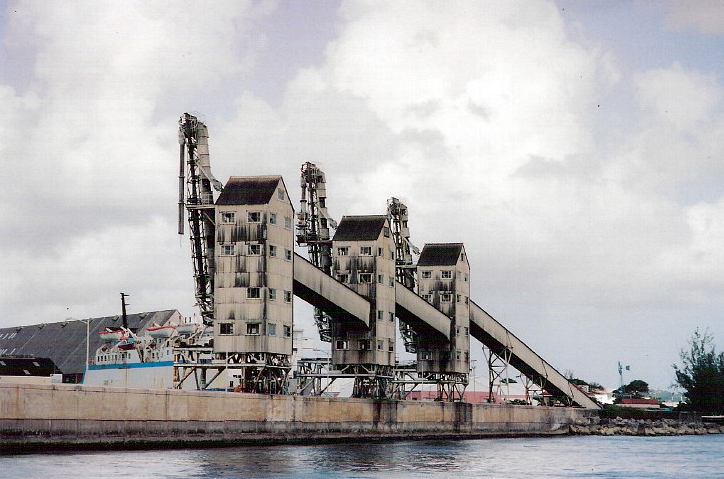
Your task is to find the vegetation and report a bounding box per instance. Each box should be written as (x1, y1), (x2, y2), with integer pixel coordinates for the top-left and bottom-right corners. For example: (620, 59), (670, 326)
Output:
(622, 379), (649, 396)
(673, 329), (724, 414)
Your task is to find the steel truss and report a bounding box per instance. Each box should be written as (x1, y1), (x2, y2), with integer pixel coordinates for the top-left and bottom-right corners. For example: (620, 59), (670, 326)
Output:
(174, 350), (290, 394)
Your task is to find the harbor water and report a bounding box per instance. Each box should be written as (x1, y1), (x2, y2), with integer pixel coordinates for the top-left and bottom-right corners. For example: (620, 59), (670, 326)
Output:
(2, 434), (724, 478)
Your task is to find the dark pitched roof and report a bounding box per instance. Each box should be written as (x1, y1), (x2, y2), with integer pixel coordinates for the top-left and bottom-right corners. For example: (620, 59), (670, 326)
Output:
(333, 215), (387, 241)
(417, 243), (464, 266)
(0, 356), (57, 377)
(0, 310), (179, 375)
(216, 176), (283, 205)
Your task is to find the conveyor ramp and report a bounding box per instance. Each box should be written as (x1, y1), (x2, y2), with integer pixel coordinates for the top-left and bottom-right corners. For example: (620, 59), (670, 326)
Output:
(469, 300), (600, 409)
(293, 253), (370, 327)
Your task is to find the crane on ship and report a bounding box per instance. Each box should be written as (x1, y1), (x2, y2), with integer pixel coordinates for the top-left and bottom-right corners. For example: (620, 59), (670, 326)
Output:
(387, 197), (420, 352)
(177, 113), (223, 325)
(295, 162), (338, 342)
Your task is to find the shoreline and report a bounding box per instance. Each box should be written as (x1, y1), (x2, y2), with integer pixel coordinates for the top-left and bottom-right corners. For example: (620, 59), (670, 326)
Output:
(571, 417), (724, 436)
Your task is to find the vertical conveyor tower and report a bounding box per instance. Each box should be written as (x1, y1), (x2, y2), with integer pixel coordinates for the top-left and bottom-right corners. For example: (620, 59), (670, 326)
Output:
(386, 198), (420, 353)
(296, 162), (337, 342)
(178, 113), (223, 325)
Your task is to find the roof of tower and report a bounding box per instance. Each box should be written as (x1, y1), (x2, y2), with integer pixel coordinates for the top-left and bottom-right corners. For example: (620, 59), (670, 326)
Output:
(216, 176), (283, 205)
(333, 215), (387, 241)
(417, 243), (465, 266)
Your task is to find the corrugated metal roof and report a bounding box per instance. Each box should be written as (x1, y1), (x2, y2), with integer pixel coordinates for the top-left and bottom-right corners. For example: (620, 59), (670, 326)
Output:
(333, 215), (387, 241)
(417, 243), (464, 266)
(0, 310), (179, 375)
(216, 176), (283, 205)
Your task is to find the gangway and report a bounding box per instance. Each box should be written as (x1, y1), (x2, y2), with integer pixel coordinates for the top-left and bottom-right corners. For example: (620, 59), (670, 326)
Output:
(469, 300), (600, 409)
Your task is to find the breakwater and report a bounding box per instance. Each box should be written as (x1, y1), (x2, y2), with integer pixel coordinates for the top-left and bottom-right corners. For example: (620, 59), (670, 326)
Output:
(0, 383), (595, 450)
(571, 416), (724, 436)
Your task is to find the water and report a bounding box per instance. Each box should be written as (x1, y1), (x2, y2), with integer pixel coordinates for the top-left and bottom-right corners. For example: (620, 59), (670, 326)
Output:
(2, 435), (724, 478)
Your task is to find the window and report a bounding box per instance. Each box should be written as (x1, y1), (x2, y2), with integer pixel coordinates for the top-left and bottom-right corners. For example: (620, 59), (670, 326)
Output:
(247, 244), (262, 255)
(337, 247), (349, 256)
(441, 270), (452, 279)
(277, 188), (285, 200)
(360, 246), (372, 255)
(284, 216), (292, 229)
(378, 247), (383, 256)
(464, 327), (469, 336)
(461, 253), (465, 262)
(377, 340), (384, 351)
(359, 340), (370, 350)
(465, 296), (469, 305)
(246, 323), (260, 335)
(421, 271), (431, 279)
(421, 294), (432, 302)
(269, 213), (277, 225)
(388, 340), (394, 352)
(284, 290), (292, 303)
(389, 251), (394, 260)
(284, 326), (291, 337)
(247, 287), (260, 299)
(358, 273), (372, 283)
(420, 350), (431, 360)
(221, 212), (235, 224)
(269, 288), (277, 301)
(441, 293), (451, 302)
(337, 274), (349, 283)
(464, 273), (468, 282)
(284, 248), (292, 261)
(219, 323), (234, 335)
(336, 340), (348, 350)
(269, 245), (277, 257)
(377, 274), (384, 284)
(389, 277), (394, 287)
(383, 226), (390, 237)
(456, 271), (461, 279)
(389, 312), (395, 322)
(248, 212), (261, 223)
(456, 350), (462, 360)
(221, 244), (235, 256)
(456, 326), (461, 335)
(267, 323), (276, 336)
(377, 310), (384, 320)
(456, 294), (461, 303)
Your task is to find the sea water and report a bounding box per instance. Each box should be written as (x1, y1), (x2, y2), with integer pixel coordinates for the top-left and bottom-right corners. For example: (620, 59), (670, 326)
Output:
(2, 435), (724, 478)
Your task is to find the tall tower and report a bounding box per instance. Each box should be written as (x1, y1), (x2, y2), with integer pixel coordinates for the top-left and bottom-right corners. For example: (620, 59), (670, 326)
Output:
(330, 215), (396, 397)
(416, 243), (471, 401)
(214, 176), (295, 393)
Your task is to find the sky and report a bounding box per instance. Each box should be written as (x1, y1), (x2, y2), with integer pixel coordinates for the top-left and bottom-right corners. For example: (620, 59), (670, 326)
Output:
(1, 0), (723, 391)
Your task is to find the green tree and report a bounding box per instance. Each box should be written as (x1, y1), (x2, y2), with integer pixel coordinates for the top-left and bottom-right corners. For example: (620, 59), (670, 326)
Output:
(624, 379), (649, 396)
(673, 329), (724, 414)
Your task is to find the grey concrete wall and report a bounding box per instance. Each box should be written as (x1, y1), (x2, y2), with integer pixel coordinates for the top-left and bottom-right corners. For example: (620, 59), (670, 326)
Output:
(0, 383), (596, 449)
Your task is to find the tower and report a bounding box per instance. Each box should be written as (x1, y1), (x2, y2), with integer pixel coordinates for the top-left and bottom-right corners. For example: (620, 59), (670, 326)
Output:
(213, 176), (295, 393)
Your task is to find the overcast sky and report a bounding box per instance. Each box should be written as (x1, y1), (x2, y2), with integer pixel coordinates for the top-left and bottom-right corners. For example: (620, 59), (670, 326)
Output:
(2, 0), (724, 390)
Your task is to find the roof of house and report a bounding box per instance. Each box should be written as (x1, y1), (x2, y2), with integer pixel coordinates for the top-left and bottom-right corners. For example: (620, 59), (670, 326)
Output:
(216, 176), (284, 205)
(0, 356), (57, 377)
(621, 398), (660, 405)
(417, 243), (465, 266)
(0, 310), (180, 375)
(333, 215), (387, 241)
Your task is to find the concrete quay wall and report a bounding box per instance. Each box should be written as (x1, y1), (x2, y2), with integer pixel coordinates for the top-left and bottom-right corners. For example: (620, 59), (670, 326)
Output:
(0, 383), (595, 450)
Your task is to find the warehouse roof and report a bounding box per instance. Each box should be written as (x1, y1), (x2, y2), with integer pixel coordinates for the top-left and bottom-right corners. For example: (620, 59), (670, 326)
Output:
(216, 176), (286, 205)
(0, 309), (181, 376)
(417, 243), (465, 266)
(333, 215), (387, 241)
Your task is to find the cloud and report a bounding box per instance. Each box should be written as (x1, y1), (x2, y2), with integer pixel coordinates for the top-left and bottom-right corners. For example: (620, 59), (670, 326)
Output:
(664, 0), (724, 35)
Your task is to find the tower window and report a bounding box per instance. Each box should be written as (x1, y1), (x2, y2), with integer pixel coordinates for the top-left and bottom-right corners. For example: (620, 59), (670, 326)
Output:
(247, 288), (260, 299)
(247, 244), (262, 255)
(267, 323), (276, 336)
(278, 188), (285, 200)
(358, 273), (372, 283)
(421, 271), (431, 279)
(246, 323), (260, 335)
(269, 213), (277, 225)
(219, 323), (234, 335)
(221, 244), (235, 256)
(248, 212), (261, 223)
(221, 212), (235, 224)
(284, 216), (292, 229)
(284, 291), (292, 303)
(269, 288), (277, 301)
(337, 247), (349, 256)
(284, 249), (292, 261)
(360, 246), (372, 256)
(269, 245), (277, 257)
(441, 271), (452, 279)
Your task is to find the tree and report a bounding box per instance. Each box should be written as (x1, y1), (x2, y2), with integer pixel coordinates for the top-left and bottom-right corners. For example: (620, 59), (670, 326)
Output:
(673, 329), (724, 414)
(623, 380), (649, 396)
